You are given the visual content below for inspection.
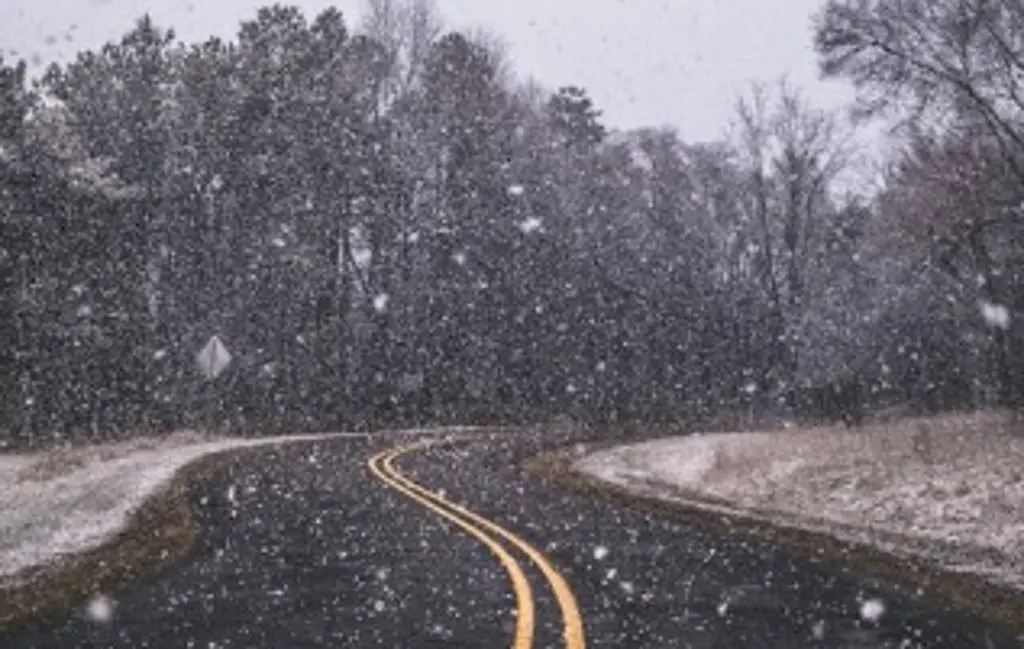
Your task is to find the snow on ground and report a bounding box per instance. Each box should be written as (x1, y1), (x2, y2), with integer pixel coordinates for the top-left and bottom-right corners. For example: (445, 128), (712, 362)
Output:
(576, 411), (1024, 590)
(0, 430), (373, 585)
(0, 456), (35, 476)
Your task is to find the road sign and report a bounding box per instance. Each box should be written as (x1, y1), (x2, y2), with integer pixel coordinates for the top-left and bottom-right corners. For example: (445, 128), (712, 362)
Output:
(196, 334), (232, 380)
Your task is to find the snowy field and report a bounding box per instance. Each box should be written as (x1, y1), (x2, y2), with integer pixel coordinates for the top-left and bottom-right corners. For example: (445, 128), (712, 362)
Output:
(0, 430), (375, 586)
(576, 411), (1024, 590)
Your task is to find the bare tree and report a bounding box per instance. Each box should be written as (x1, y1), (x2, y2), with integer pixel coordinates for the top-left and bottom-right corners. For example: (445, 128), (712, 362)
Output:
(815, 0), (1024, 181)
(360, 0), (443, 103)
(727, 79), (855, 387)
(816, 0), (1024, 405)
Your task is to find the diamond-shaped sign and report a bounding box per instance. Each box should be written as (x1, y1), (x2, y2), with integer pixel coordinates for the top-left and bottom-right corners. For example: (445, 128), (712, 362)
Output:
(196, 335), (232, 380)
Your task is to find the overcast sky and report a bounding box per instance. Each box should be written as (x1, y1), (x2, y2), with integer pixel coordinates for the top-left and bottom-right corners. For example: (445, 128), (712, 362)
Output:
(1, 0), (855, 144)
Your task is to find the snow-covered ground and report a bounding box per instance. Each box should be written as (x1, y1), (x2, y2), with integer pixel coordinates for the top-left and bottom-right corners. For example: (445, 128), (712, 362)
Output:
(0, 430), (373, 585)
(576, 411), (1024, 590)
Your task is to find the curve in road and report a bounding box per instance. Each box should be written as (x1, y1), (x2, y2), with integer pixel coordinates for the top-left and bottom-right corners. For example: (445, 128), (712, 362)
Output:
(369, 438), (586, 649)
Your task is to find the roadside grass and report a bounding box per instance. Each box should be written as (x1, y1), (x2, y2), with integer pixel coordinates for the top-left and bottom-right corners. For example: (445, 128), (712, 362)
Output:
(524, 411), (1024, 638)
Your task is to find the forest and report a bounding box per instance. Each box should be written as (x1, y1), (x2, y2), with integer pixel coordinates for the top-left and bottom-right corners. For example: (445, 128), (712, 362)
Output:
(2, 0), (1022, 444)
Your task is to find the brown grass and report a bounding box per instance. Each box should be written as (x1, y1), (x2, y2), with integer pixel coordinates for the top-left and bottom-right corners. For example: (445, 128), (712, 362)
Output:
(699, 411), (1020, 474)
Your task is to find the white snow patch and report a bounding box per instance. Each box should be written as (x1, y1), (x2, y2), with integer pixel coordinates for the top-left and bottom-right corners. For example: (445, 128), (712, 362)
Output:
(575, 411), (1024, 591)
(0, 456), (35, 474)
(593, 545), (609, 561)
(372, 293), (389, 313)
(507, 184), (525, 196)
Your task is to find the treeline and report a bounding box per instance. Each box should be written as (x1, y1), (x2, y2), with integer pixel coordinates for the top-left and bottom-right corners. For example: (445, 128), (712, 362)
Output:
(1, 0), (1022, 445)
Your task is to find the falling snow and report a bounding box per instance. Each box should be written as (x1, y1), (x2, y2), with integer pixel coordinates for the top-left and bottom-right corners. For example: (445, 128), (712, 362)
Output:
(518, 217), (542, 234)
(859, 598), (886, 623)
(84, 593), (115, 623)
(980, 300), (1011, 329)
(1, 5), (1020, 648)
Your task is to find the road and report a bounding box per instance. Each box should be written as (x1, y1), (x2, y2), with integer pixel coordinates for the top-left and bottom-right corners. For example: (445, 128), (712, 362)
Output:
(2, 429), (1019, 648)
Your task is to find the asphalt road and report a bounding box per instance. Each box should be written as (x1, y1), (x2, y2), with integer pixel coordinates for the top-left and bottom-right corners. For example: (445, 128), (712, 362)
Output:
(2, 429), (1020, 648)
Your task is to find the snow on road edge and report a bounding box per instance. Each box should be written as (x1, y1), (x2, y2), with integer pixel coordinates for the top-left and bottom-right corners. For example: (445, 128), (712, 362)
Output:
(0, 431), (374, 584)
(574, 413), (1024, 591)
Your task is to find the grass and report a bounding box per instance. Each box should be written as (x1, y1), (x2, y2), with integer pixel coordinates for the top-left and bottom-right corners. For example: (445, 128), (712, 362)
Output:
(523, 429), (1024, 638)
(0, 444), (260, 636)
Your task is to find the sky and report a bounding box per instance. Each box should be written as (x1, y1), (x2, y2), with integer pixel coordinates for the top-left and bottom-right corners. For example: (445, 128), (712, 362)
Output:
(0, 0), (856, 144)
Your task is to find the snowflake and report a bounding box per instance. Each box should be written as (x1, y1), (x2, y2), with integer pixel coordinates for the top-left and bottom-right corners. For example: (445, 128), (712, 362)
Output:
(85, 594), (115, 623)
(979, 300), (1010, 329)
(859, 598), (885, 623)
(811, 620), (826, 640)
(518, 217), (542, 234)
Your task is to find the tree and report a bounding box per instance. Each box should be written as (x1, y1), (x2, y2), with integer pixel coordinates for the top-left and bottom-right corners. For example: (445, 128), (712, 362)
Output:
(41, 15), (181, 430)
(815, 0), (1024, 179)
(727, 79), (854, 393)
(0, 55), (32, 439)
(816, 0), (1024, 406)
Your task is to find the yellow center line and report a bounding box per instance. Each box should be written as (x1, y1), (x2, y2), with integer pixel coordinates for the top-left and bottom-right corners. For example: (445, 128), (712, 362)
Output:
(368, 444), (535, 649)
(381, 438), (587, 649)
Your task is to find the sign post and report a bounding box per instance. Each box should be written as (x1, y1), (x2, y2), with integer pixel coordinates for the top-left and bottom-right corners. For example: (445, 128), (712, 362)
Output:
(195, 334), (232, 432)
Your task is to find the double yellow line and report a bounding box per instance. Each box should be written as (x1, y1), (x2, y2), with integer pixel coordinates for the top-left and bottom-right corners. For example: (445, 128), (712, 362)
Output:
(367, 438), (586, 649)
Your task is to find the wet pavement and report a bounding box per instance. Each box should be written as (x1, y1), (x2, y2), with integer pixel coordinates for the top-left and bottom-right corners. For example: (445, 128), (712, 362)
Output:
(2, 429), (1019, 648)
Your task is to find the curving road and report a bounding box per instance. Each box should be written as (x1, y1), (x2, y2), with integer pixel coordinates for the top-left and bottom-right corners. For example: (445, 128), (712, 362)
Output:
(2, 429), (1019, 648)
